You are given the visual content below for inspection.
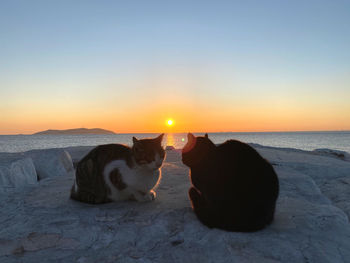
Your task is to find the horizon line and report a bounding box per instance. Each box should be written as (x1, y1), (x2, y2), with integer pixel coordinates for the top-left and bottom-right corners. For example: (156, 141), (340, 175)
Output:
(1, 129), (350, 136)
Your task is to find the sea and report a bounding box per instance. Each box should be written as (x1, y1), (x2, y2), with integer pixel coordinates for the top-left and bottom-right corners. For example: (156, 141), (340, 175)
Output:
(0, 131), (349, 154)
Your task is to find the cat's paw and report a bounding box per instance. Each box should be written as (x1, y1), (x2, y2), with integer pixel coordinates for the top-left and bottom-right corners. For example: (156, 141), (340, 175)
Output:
(134, 190), (156, 202)
(149, 190), (156, 200)
(143, 190), (156, 201)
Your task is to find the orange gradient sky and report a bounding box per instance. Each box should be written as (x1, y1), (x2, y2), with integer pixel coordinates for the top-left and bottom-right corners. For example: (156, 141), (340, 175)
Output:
(1, 1), (350, 134)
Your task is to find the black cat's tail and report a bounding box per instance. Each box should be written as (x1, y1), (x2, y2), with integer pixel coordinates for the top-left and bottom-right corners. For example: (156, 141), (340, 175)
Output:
(217, 200), (277, 232)
(189, 187), (276, 232)
(189, 187), (218, 228)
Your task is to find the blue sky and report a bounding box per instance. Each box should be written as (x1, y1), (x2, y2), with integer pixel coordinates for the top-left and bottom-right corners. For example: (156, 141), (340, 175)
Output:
(1, 0), (350, 133)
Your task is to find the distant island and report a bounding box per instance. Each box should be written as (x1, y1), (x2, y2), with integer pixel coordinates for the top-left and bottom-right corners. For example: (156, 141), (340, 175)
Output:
(33, 128), (116, 135)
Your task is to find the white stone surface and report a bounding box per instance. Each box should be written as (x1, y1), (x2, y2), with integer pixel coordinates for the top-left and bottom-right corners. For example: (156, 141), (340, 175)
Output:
(0, 146), (349, 263)
(0, 149), (75, 191)
(25, 149), (75, 179)
(0, 157), (37, 191)
(313, 148), (350, 161)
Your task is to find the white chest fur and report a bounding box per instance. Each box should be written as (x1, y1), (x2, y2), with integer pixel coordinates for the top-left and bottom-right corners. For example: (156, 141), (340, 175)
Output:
(103, 159), (161, 201)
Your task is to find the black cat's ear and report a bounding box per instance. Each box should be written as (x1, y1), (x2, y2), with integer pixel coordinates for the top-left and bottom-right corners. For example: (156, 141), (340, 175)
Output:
(187, 133), (195, 142)
(132, 137), (138, 144)
(156, 133), (164, 143)
(204, 133), (208, 139)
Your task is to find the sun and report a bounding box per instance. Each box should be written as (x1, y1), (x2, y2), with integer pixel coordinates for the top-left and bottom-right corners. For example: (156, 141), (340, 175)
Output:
(167, 119), (174, 126)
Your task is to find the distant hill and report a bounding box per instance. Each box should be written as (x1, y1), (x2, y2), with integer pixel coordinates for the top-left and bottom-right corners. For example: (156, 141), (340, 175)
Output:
(33, 128), (116, 135)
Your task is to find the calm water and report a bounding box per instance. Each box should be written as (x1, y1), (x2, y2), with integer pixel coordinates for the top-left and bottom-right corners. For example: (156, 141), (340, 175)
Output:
(0, 132), (349, 153)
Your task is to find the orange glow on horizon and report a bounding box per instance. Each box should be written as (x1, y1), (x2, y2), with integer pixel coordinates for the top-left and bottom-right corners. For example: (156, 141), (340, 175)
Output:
(1, 95), (349, 135)
(1, 5), (350, 137)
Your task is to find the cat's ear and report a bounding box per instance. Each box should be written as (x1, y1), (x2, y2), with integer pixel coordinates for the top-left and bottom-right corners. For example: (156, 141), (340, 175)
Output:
(204, 133), (208, 139)
(132, 137), (138, 144)
(156, 133), (164, 144)
(187, 133), (195, 142)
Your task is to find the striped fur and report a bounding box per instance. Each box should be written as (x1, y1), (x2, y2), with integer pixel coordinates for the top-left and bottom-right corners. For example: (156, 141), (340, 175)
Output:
(70, 134), (165, 204)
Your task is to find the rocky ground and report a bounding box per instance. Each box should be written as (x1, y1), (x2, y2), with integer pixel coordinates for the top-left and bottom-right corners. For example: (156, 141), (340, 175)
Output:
(0, 146), (350, 263)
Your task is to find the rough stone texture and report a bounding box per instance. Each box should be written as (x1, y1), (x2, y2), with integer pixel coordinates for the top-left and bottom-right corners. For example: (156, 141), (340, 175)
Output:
(0, 157), (37, 191)
(0, 149), (75, 191)
(0, 147), (350, 263)
(313, 148), (350, 161)
(25, 149), (75, 180)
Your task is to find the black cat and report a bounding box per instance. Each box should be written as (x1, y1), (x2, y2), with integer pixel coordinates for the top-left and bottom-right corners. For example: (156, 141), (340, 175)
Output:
(182, 133), (279, 232)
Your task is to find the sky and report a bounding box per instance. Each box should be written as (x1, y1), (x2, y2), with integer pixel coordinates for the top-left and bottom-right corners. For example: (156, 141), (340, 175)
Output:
(1, 0), (350, 134)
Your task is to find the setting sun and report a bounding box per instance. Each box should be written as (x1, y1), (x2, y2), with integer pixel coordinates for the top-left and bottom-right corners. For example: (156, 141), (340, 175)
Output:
(167, 119), (174, 126)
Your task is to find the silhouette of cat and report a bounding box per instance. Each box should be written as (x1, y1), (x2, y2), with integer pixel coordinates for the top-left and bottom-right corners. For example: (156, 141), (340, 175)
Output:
(182, 133), (279, 232)
(71, 134), (165, 204)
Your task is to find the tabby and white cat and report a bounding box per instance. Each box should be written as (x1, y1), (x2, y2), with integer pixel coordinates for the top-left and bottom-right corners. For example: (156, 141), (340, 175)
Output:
(70, 134), (165, 204)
